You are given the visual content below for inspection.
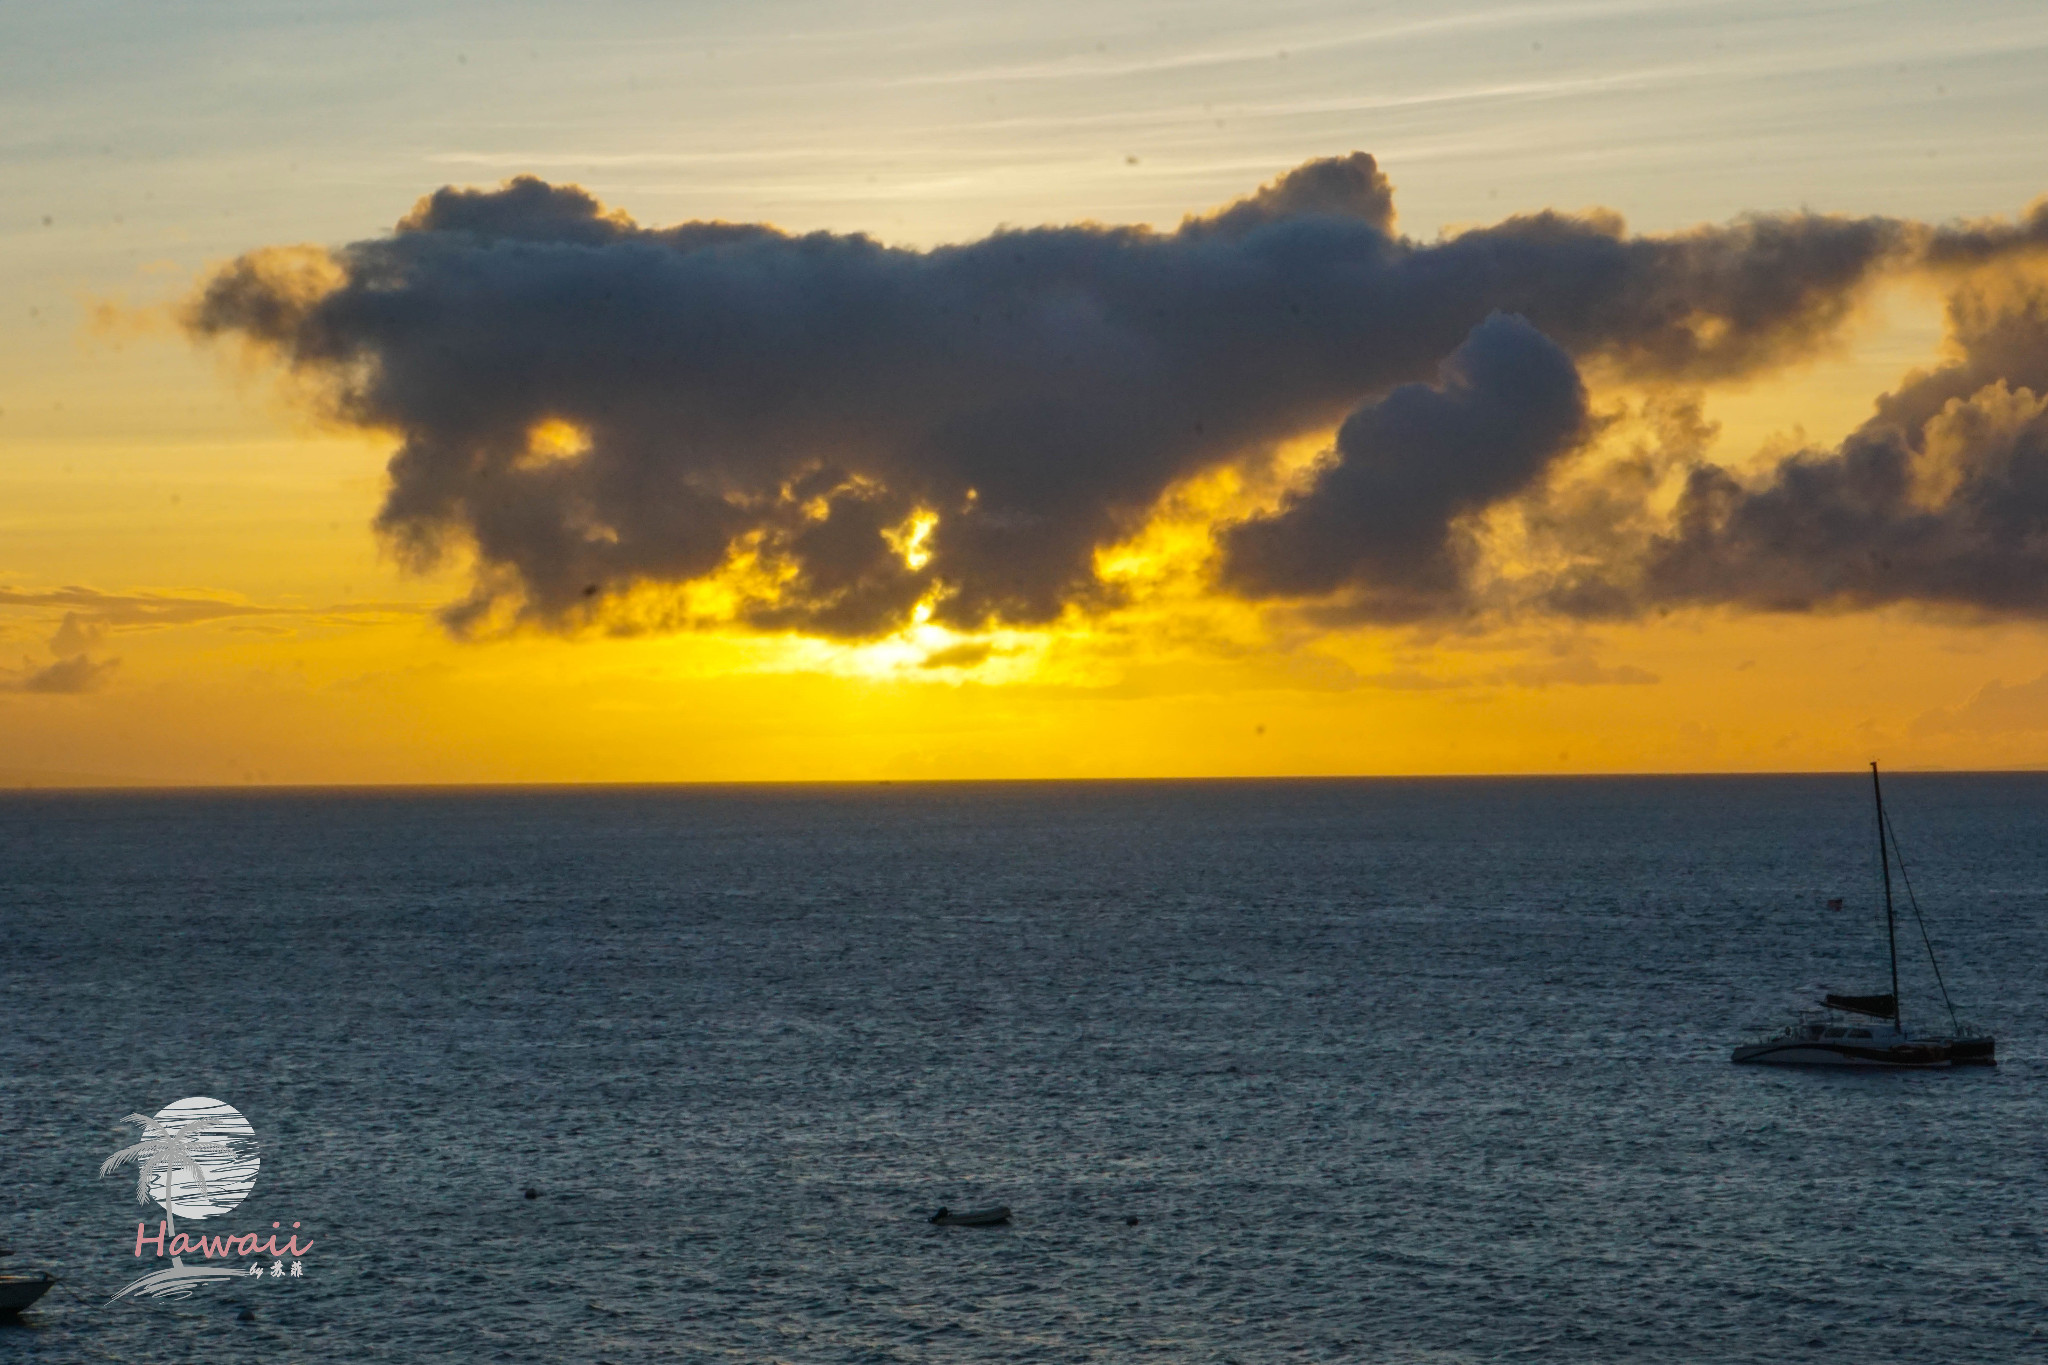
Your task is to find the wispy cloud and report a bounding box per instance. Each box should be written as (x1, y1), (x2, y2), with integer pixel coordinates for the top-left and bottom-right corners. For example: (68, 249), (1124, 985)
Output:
(0, 587), (278, 628)
(1914, 671), (2048, 735)
(2, 653), (118, 695)
(1360, 657), (1658, 691)
(869, 1), (1713, 90)
(0, 586), (427, 632)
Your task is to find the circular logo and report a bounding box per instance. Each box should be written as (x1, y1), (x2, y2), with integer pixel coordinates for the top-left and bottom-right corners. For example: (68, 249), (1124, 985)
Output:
(144, 1097), (260, 1220)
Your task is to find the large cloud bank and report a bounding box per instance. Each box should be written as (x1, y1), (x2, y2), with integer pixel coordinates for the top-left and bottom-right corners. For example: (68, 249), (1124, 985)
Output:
(187, 154), (2048, 637)
(1579, 279), (2048, 618)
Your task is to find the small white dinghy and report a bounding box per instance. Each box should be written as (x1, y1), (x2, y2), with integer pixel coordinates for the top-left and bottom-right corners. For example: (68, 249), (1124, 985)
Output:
(930, 1206), (1011, 1227)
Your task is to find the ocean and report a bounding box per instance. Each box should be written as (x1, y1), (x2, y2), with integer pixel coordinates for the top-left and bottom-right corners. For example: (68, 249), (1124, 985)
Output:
(4, 775), (2045, 1362)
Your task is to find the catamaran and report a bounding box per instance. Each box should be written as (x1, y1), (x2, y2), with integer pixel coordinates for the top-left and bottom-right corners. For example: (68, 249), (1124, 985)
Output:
(1732, 763), (1995, 1068)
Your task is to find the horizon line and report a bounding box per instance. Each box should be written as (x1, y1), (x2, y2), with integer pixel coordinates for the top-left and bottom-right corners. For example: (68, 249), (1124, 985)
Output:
(5, 767), (2044, 795)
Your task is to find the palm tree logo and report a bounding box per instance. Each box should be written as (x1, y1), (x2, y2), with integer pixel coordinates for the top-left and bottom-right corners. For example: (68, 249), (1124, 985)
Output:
(100, 1098), (260, 1302)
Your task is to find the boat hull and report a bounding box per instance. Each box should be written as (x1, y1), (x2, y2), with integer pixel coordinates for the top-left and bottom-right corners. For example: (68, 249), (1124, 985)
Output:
(1732, 1040), (1950, 1067)
(931, 1206), (1011, 1227)
(1945, 1035), (1997, 1065)
(0, 1274), (54, 1315)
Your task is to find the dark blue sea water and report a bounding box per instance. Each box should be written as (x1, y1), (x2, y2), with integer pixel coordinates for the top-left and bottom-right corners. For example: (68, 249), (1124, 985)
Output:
(4, 776), (2046, 1363)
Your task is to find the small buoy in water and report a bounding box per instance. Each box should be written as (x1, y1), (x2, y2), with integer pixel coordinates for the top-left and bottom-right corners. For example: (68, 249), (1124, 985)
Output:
(1126, 1216), (1140, 1226)
(238, 1307), (256, 1322)
(524, 1187), (539, 1199)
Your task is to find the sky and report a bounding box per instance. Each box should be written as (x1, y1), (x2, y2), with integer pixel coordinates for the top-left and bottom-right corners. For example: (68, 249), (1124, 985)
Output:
(5, 0), (2048, 784)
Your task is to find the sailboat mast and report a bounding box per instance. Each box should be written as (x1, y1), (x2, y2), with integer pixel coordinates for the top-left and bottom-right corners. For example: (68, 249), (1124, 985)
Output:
(1871, 762), (1901, 1026)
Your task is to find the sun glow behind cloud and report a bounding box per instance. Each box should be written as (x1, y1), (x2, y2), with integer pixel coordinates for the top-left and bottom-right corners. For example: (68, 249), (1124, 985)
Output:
(470, 419), (1345, 696)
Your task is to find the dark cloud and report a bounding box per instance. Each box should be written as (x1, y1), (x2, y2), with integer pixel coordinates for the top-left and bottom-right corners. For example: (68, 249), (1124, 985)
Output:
(4, 653), (118, 695)
(1183, 151), (1396, 239)
(50, 611), (106, 656)
(1552, 279), (2048, 618)
(189, 154), (1930, 637)
(918, 641), (995, 670)
(1220, 312), (1588, 617)
(1921, 197), (2048, 268)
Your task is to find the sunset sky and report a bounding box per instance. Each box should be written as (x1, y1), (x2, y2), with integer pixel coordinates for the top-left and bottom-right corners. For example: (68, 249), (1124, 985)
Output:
(7, 0), (2048, 784)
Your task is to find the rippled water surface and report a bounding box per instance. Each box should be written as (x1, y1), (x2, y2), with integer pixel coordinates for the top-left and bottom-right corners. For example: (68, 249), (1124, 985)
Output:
(4, 776), (2046, 1362)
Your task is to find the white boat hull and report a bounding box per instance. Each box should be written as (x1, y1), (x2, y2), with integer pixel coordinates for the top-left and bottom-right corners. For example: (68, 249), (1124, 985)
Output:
(1732, 1039), (1949, 1067)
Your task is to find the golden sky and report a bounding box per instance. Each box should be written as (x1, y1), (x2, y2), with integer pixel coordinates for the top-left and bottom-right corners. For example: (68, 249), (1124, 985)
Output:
(6, 0), (2048, 784)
